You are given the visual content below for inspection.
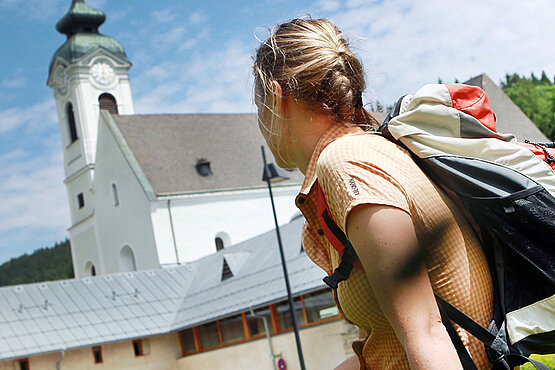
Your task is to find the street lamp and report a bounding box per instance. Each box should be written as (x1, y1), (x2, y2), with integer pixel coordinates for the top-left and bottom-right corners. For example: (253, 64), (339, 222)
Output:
(261, 146), (306, 370)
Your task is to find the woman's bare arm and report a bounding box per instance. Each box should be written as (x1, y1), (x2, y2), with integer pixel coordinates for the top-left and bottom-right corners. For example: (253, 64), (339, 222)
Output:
(346, 204), (463, 370)
(334, 355), (360, 370)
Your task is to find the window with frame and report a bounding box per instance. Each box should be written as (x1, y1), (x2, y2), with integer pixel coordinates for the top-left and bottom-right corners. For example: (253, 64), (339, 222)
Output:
(179, 328), (197, 355)
(215, 237), (224, 251)
(275, 296), (306, 330)
(219, 314), (245, 344)
(17, 358), (30, 370)
(178, 288), (340, 357)
(111, 183), (119, 206)
(92, 346), (103, 364)
(303, 289), (338, 323)
(66, 102), (78, 143)
(198, 321), (220, 349)
(246, 306), (273, 338)
(132, 339), (149, 357)
(98, 93), (118, 114)
(77, 193), (85, 209)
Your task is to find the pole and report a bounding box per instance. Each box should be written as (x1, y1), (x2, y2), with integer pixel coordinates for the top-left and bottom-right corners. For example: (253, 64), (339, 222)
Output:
(250, 308), (278, 370)
(261, 146), (306, 370)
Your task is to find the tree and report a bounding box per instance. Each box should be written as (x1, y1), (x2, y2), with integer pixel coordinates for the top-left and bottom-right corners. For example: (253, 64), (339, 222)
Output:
(0, 239), (74, 286)
(540, 71), (552, 84)
(502, 73), (555, 140)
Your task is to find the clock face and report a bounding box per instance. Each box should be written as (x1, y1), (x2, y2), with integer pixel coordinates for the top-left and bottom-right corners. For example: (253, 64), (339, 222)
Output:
(56, 69), (68, 95)
(91, 62), (115, 85)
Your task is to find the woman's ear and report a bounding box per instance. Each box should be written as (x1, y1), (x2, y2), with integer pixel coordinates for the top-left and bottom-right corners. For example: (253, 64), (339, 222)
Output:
(269, 80), (284, 113)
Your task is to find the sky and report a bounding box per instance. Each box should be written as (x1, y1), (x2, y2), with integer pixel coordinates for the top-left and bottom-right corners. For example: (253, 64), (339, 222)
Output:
(0, 0), (554, 265)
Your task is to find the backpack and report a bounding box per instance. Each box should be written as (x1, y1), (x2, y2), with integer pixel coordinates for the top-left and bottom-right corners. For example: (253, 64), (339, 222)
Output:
(316, 83), (555, 370)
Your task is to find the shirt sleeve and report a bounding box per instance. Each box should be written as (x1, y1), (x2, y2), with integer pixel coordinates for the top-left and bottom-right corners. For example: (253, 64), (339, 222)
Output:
(315, 135), (412, 234)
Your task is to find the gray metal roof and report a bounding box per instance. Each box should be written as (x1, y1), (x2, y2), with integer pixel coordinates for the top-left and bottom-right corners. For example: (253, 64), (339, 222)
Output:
(0, 217), (325, 361)
(170, 217), (319, 330)
(112, 114), (304, 196)
(464, 74), (548, 142)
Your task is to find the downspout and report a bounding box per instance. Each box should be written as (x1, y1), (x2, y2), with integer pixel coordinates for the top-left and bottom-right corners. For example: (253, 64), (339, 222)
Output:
(167, 199), (180, 265)
(56, 348), (65, 370)
(250, 308), (278, 370)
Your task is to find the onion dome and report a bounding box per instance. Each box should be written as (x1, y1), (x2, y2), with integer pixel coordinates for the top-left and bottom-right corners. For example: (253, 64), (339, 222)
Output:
(48, 0), (129, 83)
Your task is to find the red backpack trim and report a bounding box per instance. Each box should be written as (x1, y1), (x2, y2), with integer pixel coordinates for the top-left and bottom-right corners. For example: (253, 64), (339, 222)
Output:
(315, 181), (362, 271)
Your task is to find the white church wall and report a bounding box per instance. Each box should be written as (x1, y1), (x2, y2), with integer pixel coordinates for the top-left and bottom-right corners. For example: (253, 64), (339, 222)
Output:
(150, 202), (181, 266)
(64, 168), (94, 226)
(92, 115), (160, 274)
(69, 219), (100, 278)
(152, 186), (300, 264)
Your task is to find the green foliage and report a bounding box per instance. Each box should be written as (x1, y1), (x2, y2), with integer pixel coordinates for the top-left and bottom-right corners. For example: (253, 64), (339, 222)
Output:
(502, 72), (555, 140)
(0, 239), (74, 287)
(522, 354), (555, 370)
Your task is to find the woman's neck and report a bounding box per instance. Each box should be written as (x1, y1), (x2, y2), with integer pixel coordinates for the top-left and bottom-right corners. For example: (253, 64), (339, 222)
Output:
(285, 99), (335, 174)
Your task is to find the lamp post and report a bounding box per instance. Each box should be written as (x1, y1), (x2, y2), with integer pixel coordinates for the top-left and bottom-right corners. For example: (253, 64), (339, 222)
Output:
(261, 146), (306, 370)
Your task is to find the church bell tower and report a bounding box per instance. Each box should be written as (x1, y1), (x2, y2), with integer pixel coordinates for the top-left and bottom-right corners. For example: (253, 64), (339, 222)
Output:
(47, 0), (134, 277)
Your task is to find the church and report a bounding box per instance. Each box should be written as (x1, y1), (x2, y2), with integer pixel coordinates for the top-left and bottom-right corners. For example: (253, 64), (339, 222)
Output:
(0, 0), (550, 369)
(46, 0), (303, 278)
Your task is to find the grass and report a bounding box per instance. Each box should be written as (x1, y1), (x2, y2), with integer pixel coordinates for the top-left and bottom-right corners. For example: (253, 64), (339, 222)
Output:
(521, 354), (555, 370)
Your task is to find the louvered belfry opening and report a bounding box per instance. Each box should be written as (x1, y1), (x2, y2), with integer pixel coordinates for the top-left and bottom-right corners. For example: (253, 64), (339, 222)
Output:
(99, 93), (118, 114)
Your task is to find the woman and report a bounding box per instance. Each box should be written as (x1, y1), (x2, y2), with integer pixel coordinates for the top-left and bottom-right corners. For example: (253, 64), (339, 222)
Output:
(253, 19), (493, 369)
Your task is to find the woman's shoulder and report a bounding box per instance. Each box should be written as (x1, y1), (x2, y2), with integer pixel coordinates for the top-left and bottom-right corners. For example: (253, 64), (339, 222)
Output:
(318, 131), (408, 168)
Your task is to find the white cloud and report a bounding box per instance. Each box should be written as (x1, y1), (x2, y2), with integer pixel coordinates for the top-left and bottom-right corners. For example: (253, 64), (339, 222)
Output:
(0, 146), (69, 264)
(1, 68), (27, 89)
(152, 8), (177, 24)
(133, 40), (253, 114)
(316, 0), (341, 12)
(178, 27), (210, 51)
(137, 10), (210, 54)
(107, 7), (132, 22)
(151, 26), (189, 51)
(85, 0), (106, 10)
(189, 11), (208, 25)
(0, 149), (68, 233)
(0, 99), (57, 134)
(0, 0), (68, 22)
(321, 0), (555, 105)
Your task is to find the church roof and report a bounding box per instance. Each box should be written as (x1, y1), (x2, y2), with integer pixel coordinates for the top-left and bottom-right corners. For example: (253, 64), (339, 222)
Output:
(56, 0), (105, 36)
(0, 217), (324, 361)
(48, 0), (129, 82)
(464, 74), (548, 142)
(111, 113), (303, 196)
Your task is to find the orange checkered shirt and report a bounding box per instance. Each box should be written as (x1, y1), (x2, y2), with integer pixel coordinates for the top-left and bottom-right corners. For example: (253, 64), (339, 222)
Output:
(296, 124), (493, 369)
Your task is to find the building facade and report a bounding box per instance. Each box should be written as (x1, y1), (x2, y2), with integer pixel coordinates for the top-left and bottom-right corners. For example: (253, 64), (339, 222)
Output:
(46, 0), (303, 278)
(0, 219), (359, 370)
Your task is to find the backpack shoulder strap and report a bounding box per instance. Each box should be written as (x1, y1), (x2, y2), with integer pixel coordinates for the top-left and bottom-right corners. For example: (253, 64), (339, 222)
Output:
(317, 182), (481, 369)
(315, 181), (360, 289)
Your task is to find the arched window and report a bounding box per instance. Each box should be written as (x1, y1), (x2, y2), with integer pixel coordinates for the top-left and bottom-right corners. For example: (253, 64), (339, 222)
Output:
(85, 261), (96, 277)
(215, 232), (231, 252)
(99, 93), (118, 114)
(111, 182), (120, 206)
(66, 102), (78, 143)
(215, 237), (224, 251)
(119, 245), (137, 272)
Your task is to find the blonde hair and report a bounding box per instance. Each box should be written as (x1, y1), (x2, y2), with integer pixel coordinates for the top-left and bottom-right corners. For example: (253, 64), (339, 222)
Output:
(253, 18), (379, 128)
